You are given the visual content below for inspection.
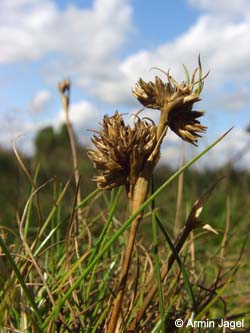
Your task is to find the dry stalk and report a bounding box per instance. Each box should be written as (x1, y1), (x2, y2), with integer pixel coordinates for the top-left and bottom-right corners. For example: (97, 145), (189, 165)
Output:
(58, 79), (91, 251)
(220, 195), (230, 263)
(58, 79), (81, 214)
(58, 79), (81, 200)
(107, 176), (150, 332)
(190, 231), (196, 278)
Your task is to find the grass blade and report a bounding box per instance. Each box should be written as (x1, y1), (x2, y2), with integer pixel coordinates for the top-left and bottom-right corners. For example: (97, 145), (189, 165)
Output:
(152, 210), (166, 333)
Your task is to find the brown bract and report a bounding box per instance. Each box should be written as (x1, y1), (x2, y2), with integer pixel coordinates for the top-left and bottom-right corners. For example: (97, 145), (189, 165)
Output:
(87, 112), (158, 195)
(132, 76), (168, 110)
(168, 108), (206, 145)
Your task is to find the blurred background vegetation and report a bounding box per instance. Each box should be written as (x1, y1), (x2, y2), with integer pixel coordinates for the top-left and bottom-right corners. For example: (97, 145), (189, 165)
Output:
(1, 123), (249, 236)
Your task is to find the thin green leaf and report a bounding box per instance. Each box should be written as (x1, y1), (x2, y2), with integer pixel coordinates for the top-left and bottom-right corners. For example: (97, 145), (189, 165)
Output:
(156, 214), (198, 315)
(152, 210), (166, 333)
(183, 64), (191, 84)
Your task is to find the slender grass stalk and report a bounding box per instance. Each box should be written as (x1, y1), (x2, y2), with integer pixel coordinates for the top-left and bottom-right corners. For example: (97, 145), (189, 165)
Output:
(90, 259), (117, 326)
(58, 79), (82, 217)
(24, 163), (40, 238)
(93, 306), (110, 332)
(58, 79), (92, 251)
(151, 210), (166, 333)
(33, 179), (71, 256)
(190, 231), (196, 277)
(56, 183), (63, 253)
(174, 142), (184, 237)
(19, 211), (57, 314)
(220, 195), (231, 263)
(85, 188), (122, 302)
(76, 188), (101, 209)
(87, 187), (122, 265)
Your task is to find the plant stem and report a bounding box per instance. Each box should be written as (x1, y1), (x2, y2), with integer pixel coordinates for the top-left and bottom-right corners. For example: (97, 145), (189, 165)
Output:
(59, 81), (82, 217)
(58, 79), (92, 250)
(108, 110), (169, 332)
(107, 176), (149, 332)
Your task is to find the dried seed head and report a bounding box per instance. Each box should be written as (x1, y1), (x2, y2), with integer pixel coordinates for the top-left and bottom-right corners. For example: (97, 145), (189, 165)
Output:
(168, 109), (207, 146)
(88, 112), (158, 193)
(133, 61), (208, 145)
(132, 76), (167, 110)
(58, 78), (71, 95)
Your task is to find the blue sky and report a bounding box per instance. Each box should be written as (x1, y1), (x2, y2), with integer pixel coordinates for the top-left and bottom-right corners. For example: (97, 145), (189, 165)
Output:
(1, 0), (250, 169)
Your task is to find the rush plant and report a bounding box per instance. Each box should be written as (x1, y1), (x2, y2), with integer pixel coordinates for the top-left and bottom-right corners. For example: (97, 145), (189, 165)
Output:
(0, 58), (247, 333)
(87, 58), (212, 332)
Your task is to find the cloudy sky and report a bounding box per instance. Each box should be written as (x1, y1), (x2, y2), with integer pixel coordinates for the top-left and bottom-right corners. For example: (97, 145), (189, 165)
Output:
(1, 0), (250, 169)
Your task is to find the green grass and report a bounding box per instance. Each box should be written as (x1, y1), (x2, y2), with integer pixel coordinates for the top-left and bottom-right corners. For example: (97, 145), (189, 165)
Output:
(1, 59), (250, 333)
(0, 129), (250, 332)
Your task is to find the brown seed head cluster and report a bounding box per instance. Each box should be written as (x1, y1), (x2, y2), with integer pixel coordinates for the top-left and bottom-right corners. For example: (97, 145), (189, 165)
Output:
(133, 67), (207, 145)
(87, 112), (158, 193)
(88, 60), (208, 192)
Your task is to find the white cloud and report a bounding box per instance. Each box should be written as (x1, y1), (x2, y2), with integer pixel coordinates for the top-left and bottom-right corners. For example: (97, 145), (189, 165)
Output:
(2, 0), (249, 110)
(188, 127), (250, 170)
(103, 13), (250, 105)
(0, 99), (100, 153)
(55, 100), (100, 129)
(53, 100), (101, 146)
(0, 112), (40, 154)
(155, 127), (250, 171)
(0, 0), (133, 65)
(188, 0), (250, 17)
(0, 0), (58, 63)
(212, 87), (250, 112)
(1, 0), (250, 170)
(30, 90), (52, 113)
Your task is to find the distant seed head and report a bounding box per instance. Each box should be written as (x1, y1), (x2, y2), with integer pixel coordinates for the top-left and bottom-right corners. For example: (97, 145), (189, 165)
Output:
(58, 78), (71, 95)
